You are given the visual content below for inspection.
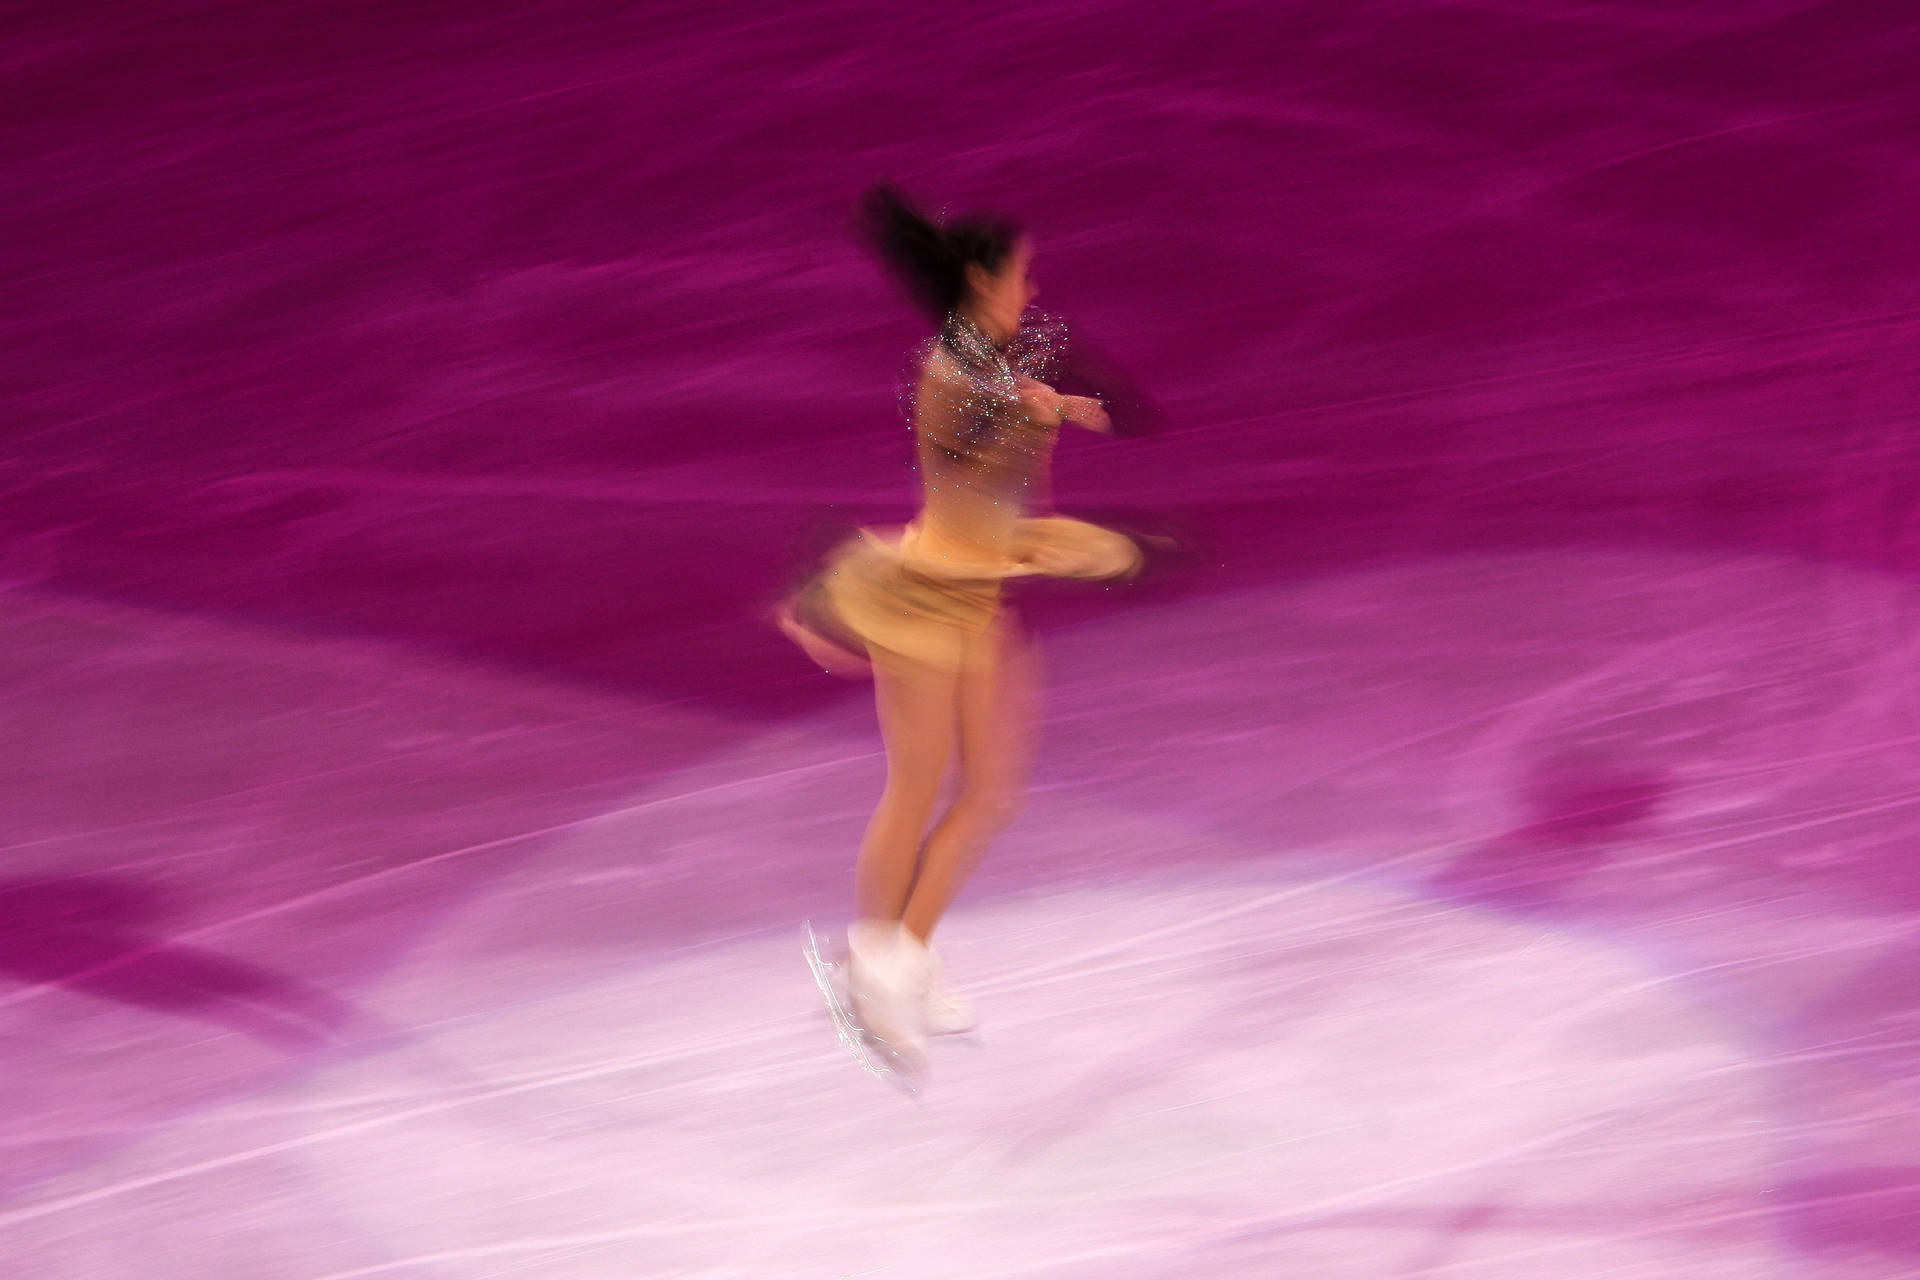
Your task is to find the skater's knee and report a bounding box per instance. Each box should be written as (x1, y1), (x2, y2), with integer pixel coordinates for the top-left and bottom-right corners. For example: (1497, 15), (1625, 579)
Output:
(954, 779), (1023, 831)
(883, 768), (944, 805)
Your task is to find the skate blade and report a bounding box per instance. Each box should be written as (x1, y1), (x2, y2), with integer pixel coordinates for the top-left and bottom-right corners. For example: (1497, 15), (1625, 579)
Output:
(802, 921), (924, 1095)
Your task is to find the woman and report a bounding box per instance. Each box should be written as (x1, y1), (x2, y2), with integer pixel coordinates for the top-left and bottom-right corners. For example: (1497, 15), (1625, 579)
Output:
(782, 184), (1152, 1060)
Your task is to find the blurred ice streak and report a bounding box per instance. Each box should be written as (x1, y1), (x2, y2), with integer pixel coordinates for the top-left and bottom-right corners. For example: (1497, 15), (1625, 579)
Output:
(1, 0), (1919, 1276)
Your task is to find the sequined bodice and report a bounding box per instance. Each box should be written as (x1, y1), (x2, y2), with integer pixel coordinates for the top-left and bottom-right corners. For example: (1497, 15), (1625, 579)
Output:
(898, 312), (1065, 576)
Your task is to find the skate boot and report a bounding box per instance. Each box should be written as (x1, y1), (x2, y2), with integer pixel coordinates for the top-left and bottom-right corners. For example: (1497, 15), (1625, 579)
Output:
(923, 947), (976, 1036)
(846, 920), (931, 1062)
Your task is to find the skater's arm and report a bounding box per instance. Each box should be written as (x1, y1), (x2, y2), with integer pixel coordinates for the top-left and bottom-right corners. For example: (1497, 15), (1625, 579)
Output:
(1006, 311), (1162, 439)
(1013, 378), (1104, 433)
(1053, 333), (1164, 439)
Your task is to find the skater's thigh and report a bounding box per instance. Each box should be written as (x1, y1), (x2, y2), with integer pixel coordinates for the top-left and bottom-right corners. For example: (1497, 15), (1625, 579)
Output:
(871, 647), (960, 790)
(955, 616), (1038, 795)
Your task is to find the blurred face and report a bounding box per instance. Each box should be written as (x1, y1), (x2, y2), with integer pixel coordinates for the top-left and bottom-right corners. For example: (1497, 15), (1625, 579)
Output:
(965, 237), (1035, 342)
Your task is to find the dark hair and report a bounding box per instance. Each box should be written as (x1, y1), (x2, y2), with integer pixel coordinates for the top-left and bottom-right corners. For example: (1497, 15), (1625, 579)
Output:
(859, 183), (1024, 320)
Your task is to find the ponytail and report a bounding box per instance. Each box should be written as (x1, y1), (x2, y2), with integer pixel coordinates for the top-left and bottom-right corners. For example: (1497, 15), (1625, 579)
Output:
(858, 183), (1022, 321)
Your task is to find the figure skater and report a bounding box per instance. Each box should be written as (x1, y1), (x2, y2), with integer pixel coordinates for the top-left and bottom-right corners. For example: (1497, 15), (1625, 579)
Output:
(781, 184), (1156, 1061)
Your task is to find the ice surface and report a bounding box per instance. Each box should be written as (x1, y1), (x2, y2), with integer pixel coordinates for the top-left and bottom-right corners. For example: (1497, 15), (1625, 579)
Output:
(3, 2), (1919, 1276)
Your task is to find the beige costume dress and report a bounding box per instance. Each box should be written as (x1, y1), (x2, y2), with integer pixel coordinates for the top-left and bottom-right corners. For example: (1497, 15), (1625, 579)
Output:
(791, 311), (1142, 674)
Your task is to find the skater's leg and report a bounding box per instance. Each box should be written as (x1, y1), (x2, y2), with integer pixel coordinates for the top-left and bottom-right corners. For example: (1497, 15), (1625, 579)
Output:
(900, 618), (1039, 942)
(855, 651), (959, 923)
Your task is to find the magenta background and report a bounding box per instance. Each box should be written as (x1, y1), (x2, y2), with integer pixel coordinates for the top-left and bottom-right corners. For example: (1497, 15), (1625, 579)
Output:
(6, 1), (1914, 710)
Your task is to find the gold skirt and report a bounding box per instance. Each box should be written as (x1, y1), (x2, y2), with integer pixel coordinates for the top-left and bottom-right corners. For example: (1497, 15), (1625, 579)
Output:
(794, 516), (1143, 674)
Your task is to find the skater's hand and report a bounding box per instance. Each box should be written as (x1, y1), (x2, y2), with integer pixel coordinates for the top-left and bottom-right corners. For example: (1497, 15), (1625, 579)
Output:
(1017, 378), (1067, 428)
(1062, 396), (1111, 434)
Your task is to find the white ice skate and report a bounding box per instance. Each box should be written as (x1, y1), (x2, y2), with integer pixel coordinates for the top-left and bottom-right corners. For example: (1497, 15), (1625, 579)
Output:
(923, 949), (976, 1036)
(846, 919), (932, 1058)
(801, 921), (925, 1091)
